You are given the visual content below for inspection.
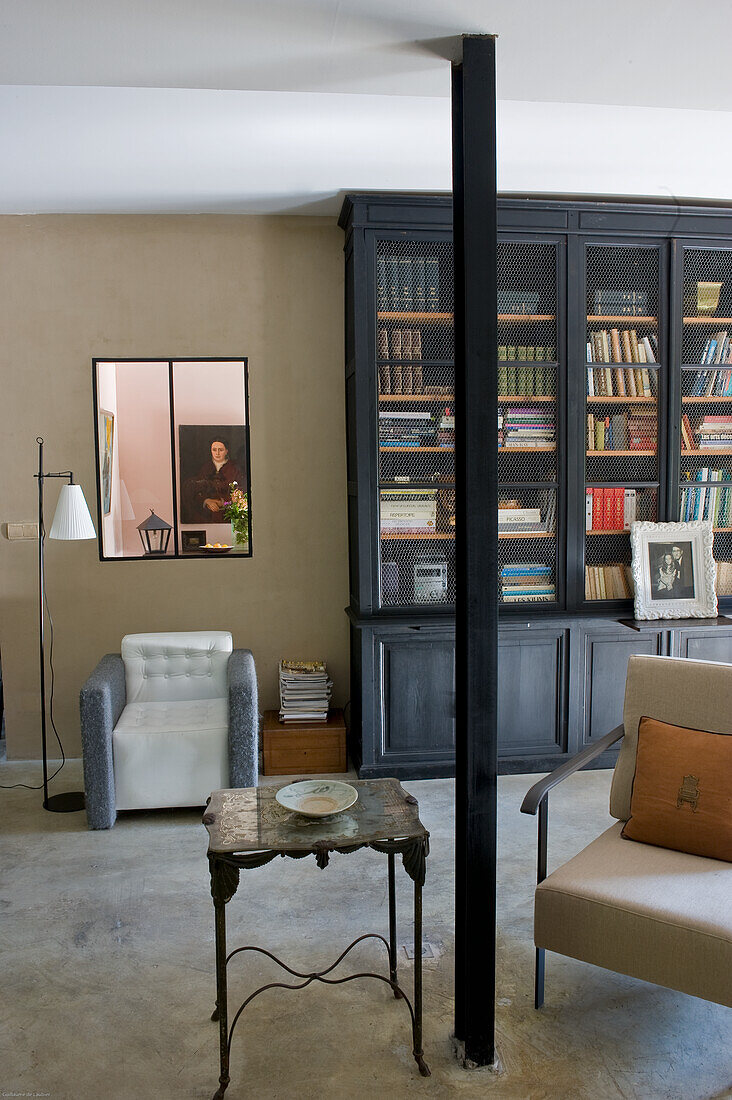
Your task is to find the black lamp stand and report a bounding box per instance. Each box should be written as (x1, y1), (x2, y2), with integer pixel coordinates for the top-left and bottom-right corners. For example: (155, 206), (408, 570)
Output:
(35, 437), (86, 813)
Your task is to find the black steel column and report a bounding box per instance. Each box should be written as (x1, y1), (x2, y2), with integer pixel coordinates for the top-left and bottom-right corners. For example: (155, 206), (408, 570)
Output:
(452, 34), (499, 1066)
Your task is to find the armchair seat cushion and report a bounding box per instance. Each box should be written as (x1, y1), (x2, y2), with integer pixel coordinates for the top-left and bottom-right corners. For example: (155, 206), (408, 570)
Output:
(536, 822), (732, 1007)
(113, 698), (228, 810)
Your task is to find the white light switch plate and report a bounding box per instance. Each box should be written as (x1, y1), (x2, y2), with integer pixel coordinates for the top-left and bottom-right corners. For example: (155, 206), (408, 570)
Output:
(6, 522), (38, 540)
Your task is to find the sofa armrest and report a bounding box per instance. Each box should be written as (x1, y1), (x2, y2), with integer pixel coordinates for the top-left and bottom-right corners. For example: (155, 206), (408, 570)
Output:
(79, 654), (126, 829)
(521, 725), (625, 816)
(228, 649), (259, 788)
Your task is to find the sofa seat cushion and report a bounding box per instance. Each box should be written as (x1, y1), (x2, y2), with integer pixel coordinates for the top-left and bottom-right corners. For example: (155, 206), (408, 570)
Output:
(536, 822), (732, 1007)
(112, 699), (229, 811)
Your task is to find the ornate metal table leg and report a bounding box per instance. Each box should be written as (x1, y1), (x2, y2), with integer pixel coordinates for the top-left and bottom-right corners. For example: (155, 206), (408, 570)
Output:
(387, 852), (401, 999)
(412, 858), (430, 1077)
(209, 856), (240, 1100)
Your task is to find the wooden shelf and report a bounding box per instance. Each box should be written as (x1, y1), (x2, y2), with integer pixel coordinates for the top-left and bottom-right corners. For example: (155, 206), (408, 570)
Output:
(682, 448), (732, 455)
(498, 445), (555, 453)
(682, 396), (732, 403)
(587, 315), (656, 324)
(586, 529), (631, 535)
(587, 450), (657, 456)
(379, 394), (454, 402)
(377, 311), (453, 321)
(380, 531), (454, 540)
(587, 396), (656, 404)
(498, 395), (555, 402)
(714, 528), (732, 533)
(683, 317), (732, 325)
(379, 445), (454, 453)
(498, 314), (555, 322)
(498, 531), (555, 539)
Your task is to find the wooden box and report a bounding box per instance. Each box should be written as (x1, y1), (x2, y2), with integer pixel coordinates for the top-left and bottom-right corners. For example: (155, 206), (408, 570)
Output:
(262, 708), (347, 776)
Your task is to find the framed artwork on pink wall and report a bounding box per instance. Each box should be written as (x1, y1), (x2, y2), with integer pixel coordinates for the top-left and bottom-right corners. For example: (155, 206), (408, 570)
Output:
(100, 410), (114, 515)
(92, 358), (252, 560)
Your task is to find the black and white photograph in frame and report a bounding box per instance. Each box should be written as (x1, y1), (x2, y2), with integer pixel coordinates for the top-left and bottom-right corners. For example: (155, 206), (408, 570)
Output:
(630, 520), (717, 620)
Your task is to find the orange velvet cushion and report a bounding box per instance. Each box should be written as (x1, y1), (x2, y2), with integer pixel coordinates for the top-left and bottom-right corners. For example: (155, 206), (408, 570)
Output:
(621, 716), (732, 862)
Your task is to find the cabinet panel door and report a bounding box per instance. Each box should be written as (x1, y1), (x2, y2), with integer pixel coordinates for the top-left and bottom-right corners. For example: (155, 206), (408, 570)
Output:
(380, 632), (456, 759)
(672, 628), (732, 664)
(497, 627), (568, 757)
(582, 628), (666, 744)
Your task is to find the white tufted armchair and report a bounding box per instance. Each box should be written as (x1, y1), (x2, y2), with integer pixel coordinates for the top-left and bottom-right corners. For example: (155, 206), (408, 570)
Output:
(80, 631), (258, 828)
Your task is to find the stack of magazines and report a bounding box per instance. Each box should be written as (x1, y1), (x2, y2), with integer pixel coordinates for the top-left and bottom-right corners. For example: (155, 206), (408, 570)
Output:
(278, 659), (333, 723)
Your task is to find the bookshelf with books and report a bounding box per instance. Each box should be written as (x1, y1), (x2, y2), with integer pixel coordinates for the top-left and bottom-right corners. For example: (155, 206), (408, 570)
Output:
(582, 242), (664, 605)
(341, 195), (732, 783)
(676, 244), (732, 597)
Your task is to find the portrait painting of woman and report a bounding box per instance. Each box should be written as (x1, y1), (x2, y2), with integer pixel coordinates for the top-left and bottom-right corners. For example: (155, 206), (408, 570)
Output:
(179, 425), (249, 525)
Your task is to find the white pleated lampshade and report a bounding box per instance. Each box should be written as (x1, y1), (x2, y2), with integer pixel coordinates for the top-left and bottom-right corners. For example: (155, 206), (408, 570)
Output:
(48, 483), (97, 540)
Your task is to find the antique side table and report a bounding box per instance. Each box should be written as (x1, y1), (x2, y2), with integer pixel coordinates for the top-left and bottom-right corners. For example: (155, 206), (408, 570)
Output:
(202, 778), (431, 1099)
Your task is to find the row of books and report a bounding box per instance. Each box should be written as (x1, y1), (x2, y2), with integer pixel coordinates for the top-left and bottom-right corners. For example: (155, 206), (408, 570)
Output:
(497, 291), (541, 314)
(591, 289), (649, 315)
(379, 410), (453, 448)
(376, 256), (442, 312)
(500, 563), (555, 602)
(717, 561), (732, 596)
(498, 345), (556, 361)
(681, 414), (732, 451)
(377, 326), (423, 361)
(585, 487), (639, 532)
(278, 659), (333, 723)
(498, 493), (556, 535)
(587, 411), (657, 452)
(685, 368), (732, 397)
(586, 329), (658, 364)
(585, 564), (634, 600)
(587, 366), (656, 398)
(498, 364), (555, 396)
(698, 331), (732, 365)
(499, 408), (554, 448)
(680, 469), (732, 526)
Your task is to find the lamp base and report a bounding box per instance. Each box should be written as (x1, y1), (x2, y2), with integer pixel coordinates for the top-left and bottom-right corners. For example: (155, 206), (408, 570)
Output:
(44, 791), (85, 813)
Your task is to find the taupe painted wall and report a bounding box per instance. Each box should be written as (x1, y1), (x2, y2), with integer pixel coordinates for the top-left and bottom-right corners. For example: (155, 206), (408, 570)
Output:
(0, 214), (348, 759)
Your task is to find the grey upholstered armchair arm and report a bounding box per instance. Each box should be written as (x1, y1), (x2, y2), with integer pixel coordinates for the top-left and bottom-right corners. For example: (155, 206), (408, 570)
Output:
(79, 653), (126, 829)
(228, 648), (259, 788)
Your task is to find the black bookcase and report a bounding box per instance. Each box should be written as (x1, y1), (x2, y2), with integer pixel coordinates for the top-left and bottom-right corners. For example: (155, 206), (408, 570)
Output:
(340, 194), (732, 779)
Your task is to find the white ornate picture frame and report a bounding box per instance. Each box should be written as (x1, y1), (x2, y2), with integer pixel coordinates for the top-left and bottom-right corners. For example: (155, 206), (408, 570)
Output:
(630, 520), (717, 620)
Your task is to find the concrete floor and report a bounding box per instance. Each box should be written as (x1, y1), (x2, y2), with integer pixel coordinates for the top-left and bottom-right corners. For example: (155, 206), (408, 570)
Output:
(1, 759), (730, 1100)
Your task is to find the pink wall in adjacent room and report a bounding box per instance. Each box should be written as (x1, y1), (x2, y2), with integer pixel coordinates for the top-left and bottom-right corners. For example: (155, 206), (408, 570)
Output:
(115, 361), (175, 556)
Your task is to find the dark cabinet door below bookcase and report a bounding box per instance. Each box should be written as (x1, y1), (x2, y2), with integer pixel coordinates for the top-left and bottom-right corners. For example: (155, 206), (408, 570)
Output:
(580, 624), (668, 750)
(497, 625), (569, 761)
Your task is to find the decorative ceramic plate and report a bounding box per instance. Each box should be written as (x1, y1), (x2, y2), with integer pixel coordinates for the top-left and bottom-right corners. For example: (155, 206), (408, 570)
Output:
(275, 780), (358, 817)
(201, 544), (233, 554)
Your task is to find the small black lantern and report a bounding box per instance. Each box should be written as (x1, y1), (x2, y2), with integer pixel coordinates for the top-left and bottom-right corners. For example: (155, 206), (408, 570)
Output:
(137, 509), (172, 556)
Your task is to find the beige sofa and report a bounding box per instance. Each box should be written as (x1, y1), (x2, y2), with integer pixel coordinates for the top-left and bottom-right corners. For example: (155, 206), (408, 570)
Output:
(521, 654), (732, 1008)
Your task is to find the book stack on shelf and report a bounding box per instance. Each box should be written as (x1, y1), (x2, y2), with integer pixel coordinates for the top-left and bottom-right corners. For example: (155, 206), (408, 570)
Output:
(376, 255), (441, 312)
(586, 329), (657, 363)
(593, 288), (649, 315)
(586, 487), (638, 532)
(680, 470), (732, 524)
(585, 564), (634, 600)
(587, 366), (655, 397)
(499, 407), (555, 448)
(686, 369), (732, 397)
(498, 363), (555, 394)
(498, 346), (556, 362)
(498, 495), (556, 535)
(278, 660), (333, 723)
(587, 409), (657, 451)
(500, 563), (555, 603)
(682, 414), (732, 452)
(379, 411), (438, 448)
(380, 490), (437, 535)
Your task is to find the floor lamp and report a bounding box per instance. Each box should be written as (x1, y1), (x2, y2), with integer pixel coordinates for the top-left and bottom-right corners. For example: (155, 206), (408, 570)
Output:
(35, 436), (97, 812)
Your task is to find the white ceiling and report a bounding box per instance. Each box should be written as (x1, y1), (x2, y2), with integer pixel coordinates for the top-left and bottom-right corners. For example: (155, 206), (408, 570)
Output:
(3, 0), (732, 214)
